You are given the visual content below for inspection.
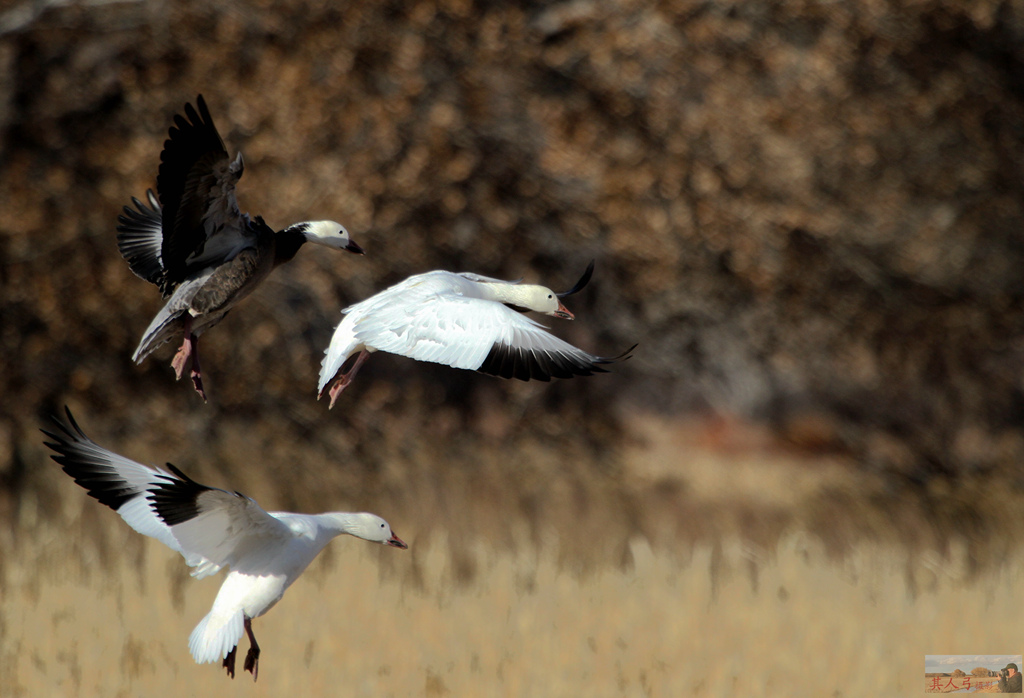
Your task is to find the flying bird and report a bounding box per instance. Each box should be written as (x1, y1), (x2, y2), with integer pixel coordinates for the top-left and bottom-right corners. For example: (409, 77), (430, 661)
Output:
(117, 95), (364, 400)
(318, 261), (635, 407)
(42, 407), (407, 681)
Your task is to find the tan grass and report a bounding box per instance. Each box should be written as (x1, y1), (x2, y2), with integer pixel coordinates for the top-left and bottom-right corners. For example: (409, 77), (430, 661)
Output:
(4, 515), (1024, 697)
(5, 411), (1024, 697)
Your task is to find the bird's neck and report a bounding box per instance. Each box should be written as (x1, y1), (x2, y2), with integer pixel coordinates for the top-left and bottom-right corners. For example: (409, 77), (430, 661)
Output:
(273, 226), (307, 266)
(317, 512), (364, 539)
(478, 282), (527, 304)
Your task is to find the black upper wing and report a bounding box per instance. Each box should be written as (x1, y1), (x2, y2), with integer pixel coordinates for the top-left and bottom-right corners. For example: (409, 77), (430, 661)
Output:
(156, 95), (240, 291)
(116, 189), (166, 292)
(41, 407), (141, 511)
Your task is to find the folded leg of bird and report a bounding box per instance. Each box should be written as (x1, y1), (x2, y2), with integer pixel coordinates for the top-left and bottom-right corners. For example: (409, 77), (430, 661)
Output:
(189, 337), (206, 402)
(223, 645), (237, 679)
(170, 316), (206, 401)
(171, 315), (193, 380)
(171, 337), (191, 380)
(327, 350), (369, 408)
(243, 617), (260, 682)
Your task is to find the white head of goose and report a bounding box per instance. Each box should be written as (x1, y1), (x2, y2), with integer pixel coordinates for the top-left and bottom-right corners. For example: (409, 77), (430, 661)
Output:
(317, 261), (636, 407)
(116, 96), (364, 401)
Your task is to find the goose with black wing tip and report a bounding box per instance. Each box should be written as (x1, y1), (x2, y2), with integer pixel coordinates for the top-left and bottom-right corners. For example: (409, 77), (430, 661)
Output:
(318, 261), (636, 407)
(42, 407), (407, 681)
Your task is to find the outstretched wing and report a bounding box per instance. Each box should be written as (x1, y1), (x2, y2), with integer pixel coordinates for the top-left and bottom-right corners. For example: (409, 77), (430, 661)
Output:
(116, 189), (166, 291)
(147, 463), (293, 576)
(42, 407), (291, 578)
(42, 407), (201, 566)
(156, 95), (252, 293)
(350, 278), (633, 380)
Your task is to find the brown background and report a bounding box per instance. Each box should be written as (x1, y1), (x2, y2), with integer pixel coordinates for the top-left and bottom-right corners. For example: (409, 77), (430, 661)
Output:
(3, 0), (1024, 489)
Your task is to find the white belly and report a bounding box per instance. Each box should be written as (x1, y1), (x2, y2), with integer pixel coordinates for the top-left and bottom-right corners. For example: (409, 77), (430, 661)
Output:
(211, 571), (290, 619)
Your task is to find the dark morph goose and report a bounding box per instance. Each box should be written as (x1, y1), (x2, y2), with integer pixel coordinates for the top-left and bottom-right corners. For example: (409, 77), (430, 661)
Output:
(117, 95), (363, 400)
(42, 407), (407, 681)
(317, 261), (636, 407)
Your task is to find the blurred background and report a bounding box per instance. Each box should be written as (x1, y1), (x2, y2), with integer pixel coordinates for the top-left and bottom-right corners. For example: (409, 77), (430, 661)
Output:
(2, 0), (1023, 695)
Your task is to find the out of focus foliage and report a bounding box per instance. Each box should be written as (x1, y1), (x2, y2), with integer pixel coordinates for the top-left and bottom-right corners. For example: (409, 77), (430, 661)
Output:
(2, 0), (1024, 501)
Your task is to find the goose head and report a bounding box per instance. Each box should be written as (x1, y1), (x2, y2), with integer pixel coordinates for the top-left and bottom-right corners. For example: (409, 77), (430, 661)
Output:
(345, 512), (408, 548)
(289, 220), (364, 254)
(505, 261), (595, 319)
(518, 285), (575, 320)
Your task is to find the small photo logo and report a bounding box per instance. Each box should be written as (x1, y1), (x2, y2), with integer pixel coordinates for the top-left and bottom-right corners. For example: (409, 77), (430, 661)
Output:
(925, 655), (1022, 693)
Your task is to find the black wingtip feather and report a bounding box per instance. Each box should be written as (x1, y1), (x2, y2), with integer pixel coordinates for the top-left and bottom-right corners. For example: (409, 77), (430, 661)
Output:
(42, 407), (139, 512)
(478, 341), (631, 381)
(148, 461), (213, 527)
(156, 94), (231, 289)
(605, 343), (638, 363)
(557, 260), (595, 298)
(196, 94), (212, 124)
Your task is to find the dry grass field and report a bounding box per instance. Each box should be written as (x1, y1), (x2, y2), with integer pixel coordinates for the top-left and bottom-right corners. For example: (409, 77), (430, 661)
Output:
(3, 411), (1022, 698)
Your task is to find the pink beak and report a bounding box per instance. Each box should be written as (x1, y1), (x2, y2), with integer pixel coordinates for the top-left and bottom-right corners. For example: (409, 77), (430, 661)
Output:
(551, 300), (574, 320)
(387, 532), (408, 549)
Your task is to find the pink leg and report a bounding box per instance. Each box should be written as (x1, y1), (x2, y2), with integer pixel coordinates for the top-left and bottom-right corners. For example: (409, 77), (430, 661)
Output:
(242, 617), (260, 682)
(170, 316), (193, 380)
(169, 316), (206, 401)
(327, 350), (369, 409)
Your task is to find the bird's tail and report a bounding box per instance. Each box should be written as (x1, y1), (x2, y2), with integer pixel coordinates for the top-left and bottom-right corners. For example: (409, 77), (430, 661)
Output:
(318, 315), (358, 396)
(132, 304), (185, 363)
(188, 609), (245, 664)
(131, 269), (221, 364)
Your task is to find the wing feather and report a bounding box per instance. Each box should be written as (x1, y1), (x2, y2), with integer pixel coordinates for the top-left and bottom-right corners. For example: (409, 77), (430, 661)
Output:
(116, 189), (166, 291)
(42, 408), (292, 578)
(156, 95), (251, 292)
(352, 292), (511, 370)
(324, 270), (634, 384)
(166, 493), (293, 575)
(42, 408), (199, 564)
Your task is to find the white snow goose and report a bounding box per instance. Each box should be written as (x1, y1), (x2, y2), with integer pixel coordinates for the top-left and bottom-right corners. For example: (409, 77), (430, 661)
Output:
(318, 261), (636, 407)
(117, 95), (364, 400)
(42, 407), (407, 681)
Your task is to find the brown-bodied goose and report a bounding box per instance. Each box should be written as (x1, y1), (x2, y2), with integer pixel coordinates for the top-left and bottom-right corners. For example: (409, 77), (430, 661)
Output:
(317, 261), (636, 407)
(117, 95), (363, 400)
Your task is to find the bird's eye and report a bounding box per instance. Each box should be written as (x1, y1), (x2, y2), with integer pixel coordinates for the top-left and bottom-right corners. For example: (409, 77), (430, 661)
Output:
(547, 294), (552, 299)
(381, 523), (385, 528)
